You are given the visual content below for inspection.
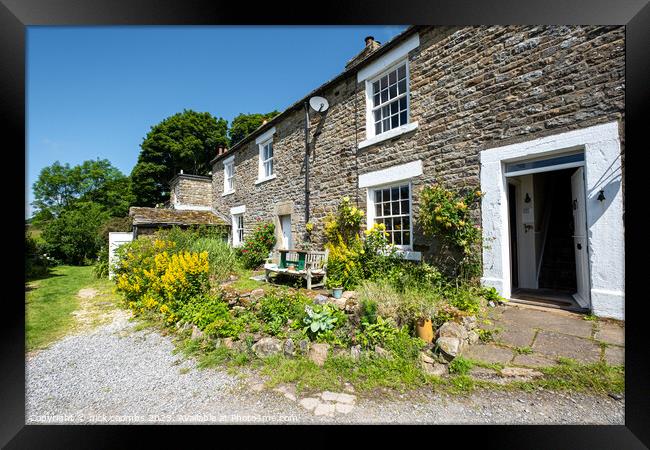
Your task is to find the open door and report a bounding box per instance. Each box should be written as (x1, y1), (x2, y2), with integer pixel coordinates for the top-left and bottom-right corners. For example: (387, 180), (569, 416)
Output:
(571, 167), (590, 308)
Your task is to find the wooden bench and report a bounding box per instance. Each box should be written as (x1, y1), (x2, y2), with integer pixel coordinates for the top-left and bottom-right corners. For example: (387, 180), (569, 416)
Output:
(263, 248), (328, 290)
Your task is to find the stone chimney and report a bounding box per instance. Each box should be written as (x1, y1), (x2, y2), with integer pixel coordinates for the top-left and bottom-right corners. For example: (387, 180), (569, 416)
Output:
(216, 144), (227, 156)
(345, 36), (382, 70)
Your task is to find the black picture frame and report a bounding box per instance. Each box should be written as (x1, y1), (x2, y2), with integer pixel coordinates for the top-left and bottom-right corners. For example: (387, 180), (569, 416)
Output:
(3, 0), (648, 447)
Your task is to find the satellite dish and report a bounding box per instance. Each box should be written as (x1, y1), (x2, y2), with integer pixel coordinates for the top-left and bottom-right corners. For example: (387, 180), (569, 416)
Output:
(309, 96), (329, 113)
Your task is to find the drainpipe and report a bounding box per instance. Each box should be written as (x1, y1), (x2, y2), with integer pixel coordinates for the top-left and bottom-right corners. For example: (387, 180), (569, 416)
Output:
(304, 101), (310, 225)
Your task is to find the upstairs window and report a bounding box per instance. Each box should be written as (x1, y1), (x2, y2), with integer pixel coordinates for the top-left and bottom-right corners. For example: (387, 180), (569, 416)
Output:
(223, 156), (234, 194)
(261, 140), (274, 178)
(370, 62), (409, 137)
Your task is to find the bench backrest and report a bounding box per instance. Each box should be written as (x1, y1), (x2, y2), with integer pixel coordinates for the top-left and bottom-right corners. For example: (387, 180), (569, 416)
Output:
(305, 249), (328, 271)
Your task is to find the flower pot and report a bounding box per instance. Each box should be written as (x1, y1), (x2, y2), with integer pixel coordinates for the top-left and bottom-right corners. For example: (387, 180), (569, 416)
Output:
(332, 287), (343, 299)
(287, 264), (296, 271)
(415, 318), (434, 343)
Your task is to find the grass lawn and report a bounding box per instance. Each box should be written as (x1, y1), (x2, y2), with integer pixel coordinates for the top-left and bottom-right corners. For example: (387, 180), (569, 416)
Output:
(26, 265), (115, 352)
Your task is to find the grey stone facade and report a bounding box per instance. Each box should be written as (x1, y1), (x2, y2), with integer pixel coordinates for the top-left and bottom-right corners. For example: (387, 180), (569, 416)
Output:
(170, 174), (213, 210)
(210, 25), (624, 258)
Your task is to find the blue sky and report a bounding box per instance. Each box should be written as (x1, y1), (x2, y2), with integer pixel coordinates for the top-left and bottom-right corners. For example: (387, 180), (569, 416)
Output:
(26, 25), (407, 218)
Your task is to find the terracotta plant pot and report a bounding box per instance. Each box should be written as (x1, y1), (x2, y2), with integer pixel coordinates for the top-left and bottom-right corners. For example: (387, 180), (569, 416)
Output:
(415, 318), (434, 343)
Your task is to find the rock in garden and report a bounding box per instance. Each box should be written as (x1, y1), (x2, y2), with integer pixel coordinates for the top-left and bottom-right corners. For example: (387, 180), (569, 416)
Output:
(419, 352), (435, 365)
(422, 362), (449, 377)
(309, 343), (330, 366)
(191, 325), (204, 340)
(222, 337), (234, 349)
(341, 291), (358, 300)
(298, 339), (310, 355)
(283, 338), (296, 357)
(332, 347), (348, 358)
(252, 337), (283, 358)
(462, 316), (477, 331)
(344, 299), (358, 312)
(250, 288), (265, 301)
(329, 297), (347, 309)
(500, 367), (543, 378)
(350, 345), (361, 361)
(436, 336), (462, 359)
(467, 330), (479, 345)
(313, 294), (328, 305)
(488, 301), (496, 307)
(374, 346), (392, 359)
(233, 341), (248, 353)
(438, 321), (468, 341)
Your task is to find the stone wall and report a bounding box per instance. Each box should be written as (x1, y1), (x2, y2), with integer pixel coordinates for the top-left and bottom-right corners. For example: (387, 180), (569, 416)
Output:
(212, 25), (624, 257)
(171, 175), (213, 209)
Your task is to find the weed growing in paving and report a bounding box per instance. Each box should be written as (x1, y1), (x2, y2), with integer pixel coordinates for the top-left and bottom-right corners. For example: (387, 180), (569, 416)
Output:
(514, 346), (534, 355)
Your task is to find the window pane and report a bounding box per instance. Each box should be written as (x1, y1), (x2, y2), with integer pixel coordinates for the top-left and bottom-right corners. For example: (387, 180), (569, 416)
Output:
(398, 79), (406, 94)
(268, 143), (273, 158)
(389, 84), (397, 99)
(383, 118), (390, 132)
(380, 75), (388, 89)
(375, 204), (382, 217)
(403, 216), (410, 231)
(393, 214), (401, 229)
(385, 218), (392, 231)
(398, 64), (406, 80)
(374, 110), (381, 122)
(391, 187), (399, 200)
(394, 232), (402, 245)
(389, 70), (397, 84)
(390, 101), (398, 115)
(375, 122), (382, 135)
(403, 231), (411, 245)
(391, 115), (399, 129)
(374, 190), (382, 203)
(381, 90), (388, 103)
(399, 96), (407, 110)
(383, 189), (390, 202)
(400, 185), (409, 198)
(383, 203), (390, 216)
(401, 200), (410, 215)
(373, 94), (380, 107)
(400, 111), (408, 126)
(372, 81), (379, 94)
(382, 105), (389, 117)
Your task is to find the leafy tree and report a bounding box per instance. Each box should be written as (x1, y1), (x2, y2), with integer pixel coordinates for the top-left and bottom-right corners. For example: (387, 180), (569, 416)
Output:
(32, 159), (130, 223)
(41, 202), (110, 265)
(131, 109), (228, 206)
(229, 111), (280, 146)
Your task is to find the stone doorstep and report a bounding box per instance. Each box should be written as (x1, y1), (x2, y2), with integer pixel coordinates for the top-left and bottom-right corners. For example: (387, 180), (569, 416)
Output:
(497, 305), (594, 339)
(594, 321), (625, 347)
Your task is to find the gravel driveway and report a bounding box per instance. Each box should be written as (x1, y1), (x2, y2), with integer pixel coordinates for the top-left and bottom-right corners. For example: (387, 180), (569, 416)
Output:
(26, 307), (624, 424)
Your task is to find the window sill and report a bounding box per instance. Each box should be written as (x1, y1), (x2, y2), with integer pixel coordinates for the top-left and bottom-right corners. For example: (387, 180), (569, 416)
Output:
(358, 121), (418, 150)
(222, 190), (235, 197)
(395, 249), (422, 261)
(255, 174), (277, 185)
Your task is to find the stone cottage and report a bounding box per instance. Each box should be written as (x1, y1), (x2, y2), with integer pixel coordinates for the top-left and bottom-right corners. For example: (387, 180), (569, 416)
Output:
(163, 26), (625, 319)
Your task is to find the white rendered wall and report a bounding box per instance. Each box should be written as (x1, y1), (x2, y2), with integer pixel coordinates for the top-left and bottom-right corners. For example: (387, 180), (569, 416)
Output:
(480, 122), (624, 320)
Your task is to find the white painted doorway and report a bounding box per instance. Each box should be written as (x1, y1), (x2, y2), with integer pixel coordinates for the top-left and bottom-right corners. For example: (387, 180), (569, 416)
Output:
(571, 167), (590, 308)
(279, 215), (292, 250)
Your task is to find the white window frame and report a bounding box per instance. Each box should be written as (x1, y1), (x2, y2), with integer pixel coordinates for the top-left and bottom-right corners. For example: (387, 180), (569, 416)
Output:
(222, 155), (235, 196)
(230, 205), (246, 247)
(367, 181), (414, 251)
(255, 127), (277, 184)
(357, 33), (420, 150)
(368, 61), (410, 135)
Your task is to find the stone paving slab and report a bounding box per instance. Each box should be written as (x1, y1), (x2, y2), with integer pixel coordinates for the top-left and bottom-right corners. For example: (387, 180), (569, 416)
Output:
(604, 346), (624, 366)
(511, 353), (558, 368)
(463, 343), (514, 365)
(495, 328), (536, 348)
(499, 306), (594, 338)
(532, 331), (601, 363)
(594, 322), (625, 347)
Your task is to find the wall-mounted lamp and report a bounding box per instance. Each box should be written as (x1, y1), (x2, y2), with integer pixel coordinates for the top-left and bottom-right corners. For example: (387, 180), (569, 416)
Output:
(524, 193), (531, 203)
(597, 190), (606, 202)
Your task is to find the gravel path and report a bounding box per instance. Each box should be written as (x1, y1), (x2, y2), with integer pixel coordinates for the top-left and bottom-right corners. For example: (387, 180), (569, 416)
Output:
(26, 305), (624, 424)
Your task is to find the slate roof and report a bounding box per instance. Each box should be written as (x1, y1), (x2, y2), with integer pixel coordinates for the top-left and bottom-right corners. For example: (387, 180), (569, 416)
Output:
(129, 207), (229, 227)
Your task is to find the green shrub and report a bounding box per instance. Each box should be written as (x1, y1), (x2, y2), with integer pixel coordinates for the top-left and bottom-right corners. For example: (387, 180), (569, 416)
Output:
(358, 280), (438, 328)
(258, 290), (311, 335)
(93, 245), (110, 279)
(302, 303), (345, 340)
(189, 236), (240, 281)
(448, 356), (473, 375)
(360, 298), (378, 325)
(25, 231), (56, 279)
(355, 316), (400, 349)
(239, 222), (276, 269)
(179, 294), (243, 338)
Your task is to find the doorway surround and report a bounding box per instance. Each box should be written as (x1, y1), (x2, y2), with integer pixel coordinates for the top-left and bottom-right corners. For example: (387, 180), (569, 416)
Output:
(479, 121), (624, 320)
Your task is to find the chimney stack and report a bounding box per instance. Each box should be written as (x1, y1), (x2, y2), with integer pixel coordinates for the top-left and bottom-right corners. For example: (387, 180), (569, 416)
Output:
(345, 35), (382, 70)
(216, 144), (227, 156)
(365, 36), (375, 47)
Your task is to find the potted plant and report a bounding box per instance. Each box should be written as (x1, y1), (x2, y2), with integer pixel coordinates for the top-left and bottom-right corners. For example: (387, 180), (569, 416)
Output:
(327, 275), (344, 299)
(402, 295), (437, 343)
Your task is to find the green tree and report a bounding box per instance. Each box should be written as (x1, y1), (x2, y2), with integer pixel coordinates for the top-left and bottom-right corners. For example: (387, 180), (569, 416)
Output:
(41, 202), (110, 265)
(131, 109), (228, 206)
(229, 111), (280, 146)
(32, 159), (130, 223)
